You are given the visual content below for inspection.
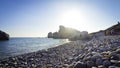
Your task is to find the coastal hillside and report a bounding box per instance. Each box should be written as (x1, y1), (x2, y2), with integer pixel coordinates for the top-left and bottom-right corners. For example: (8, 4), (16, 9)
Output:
(0, 30), (9, 40)
(89, 22), (120, 38)
(105, 22), (120, 35)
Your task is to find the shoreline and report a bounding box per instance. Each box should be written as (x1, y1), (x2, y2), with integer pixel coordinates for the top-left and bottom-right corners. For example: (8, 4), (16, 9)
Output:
(0, 36), (120, 68)
(0, 38), (69, 60)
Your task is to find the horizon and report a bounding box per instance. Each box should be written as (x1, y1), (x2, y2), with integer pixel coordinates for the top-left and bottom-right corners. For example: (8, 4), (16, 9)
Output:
(0, 0), (120, 37)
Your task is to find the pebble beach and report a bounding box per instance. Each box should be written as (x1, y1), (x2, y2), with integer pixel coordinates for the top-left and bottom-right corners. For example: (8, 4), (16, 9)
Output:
(0, 35), (120, 68)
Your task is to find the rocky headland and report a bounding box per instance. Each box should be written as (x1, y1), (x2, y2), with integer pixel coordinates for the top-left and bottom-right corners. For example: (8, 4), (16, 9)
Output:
(0, 30), (9, 40)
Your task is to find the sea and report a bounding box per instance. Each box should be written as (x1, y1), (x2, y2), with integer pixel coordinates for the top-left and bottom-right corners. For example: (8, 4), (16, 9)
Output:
(0, 37), (69, 59)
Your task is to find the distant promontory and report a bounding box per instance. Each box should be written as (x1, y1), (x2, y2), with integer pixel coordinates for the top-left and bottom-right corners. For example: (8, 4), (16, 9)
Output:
(0, 30), (9, 40)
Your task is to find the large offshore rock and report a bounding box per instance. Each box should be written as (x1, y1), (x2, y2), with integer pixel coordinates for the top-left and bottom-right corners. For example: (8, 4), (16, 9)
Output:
(58, 25), (81, 39)
(48, 32), (53, 38)
(52, 32), (59, 39)
(47, 25), (81, 39)
(0, 30), (9, 40)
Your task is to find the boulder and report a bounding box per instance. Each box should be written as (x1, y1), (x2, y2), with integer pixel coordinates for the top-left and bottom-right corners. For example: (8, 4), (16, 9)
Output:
(0, 30), (9, 40)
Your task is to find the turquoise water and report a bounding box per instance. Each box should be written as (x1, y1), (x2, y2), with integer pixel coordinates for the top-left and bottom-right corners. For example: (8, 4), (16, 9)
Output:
(0, 38), (68, 59)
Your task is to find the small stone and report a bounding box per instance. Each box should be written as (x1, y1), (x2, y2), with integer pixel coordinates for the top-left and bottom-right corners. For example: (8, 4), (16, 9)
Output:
(24, 62), (27, 65)
(110, 55), (119, 60)
(74, 62), (87, 68)
(98, 65), (105, 68)
(115, 62), (120, 67)
(96, 58), (103, 66)
(103, 60), (111, 67)
(5, 63), (8, 66)
(108, 66), (116, 68)
(30, 58), (34, 61)
(32, 64), (35, 67)
(87, 60), (94, 68)
(12, 57), (16, 61)
(14, 61), (17, 65)
(92, 66), (97, 68)
(110, 60), (119, 63)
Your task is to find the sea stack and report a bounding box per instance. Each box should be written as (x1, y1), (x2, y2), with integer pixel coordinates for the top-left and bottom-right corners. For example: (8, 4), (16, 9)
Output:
(0, 30), (9, 40)
(47, 25), (81, 39)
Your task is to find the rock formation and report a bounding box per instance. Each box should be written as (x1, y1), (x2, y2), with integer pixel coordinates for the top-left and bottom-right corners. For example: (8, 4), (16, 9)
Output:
(48, 32), (53, 38)
(48, 21), (120, 40)
(48, 25), (81, 39)
(52, 32), (59, 39)
(47, 25), (89, 40)
(58, 25), (81, 39)
(0, 30), (9, 40)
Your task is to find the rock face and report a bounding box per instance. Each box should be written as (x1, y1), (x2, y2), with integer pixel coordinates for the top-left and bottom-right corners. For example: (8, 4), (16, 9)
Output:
(0, 30), (9, 40)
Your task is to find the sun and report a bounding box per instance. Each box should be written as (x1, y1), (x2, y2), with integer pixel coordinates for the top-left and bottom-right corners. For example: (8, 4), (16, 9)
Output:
(56, 7), (96, 33)
(57, 8), (83, 29)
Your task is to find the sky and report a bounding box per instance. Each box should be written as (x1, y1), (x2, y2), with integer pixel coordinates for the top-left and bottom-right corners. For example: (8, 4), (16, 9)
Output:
(0, 0), (120, 37)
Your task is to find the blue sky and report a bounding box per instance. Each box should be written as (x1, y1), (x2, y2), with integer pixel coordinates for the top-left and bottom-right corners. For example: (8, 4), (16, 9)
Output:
(0, 0), (120, 37)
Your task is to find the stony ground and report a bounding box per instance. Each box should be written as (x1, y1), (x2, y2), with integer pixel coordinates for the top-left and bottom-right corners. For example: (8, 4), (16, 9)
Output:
(0, 36), (120, 68)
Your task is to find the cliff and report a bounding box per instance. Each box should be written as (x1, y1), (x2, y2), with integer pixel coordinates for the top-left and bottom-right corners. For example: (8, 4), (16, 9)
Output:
(0, 30), (9, 40)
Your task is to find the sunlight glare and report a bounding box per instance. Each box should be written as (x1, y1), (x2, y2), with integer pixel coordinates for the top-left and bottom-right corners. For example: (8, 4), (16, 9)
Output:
(59, 8), (82, 28)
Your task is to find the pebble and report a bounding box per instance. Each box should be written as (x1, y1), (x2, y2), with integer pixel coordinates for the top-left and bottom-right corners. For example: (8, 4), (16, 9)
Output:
(74, 62), (87, 68)
(96, 58), (103, 66)
(98, 65), (105, 68)
(87, 60), (95, 68)
(103, 60), (111, 67)
(108, 66), (116, 68)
